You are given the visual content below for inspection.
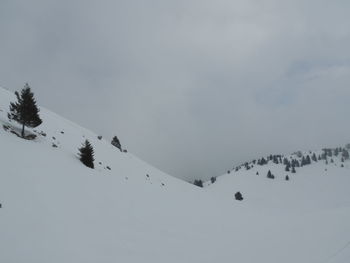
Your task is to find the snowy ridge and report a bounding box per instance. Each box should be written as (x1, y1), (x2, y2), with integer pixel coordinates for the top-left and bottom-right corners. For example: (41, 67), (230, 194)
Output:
(1, 86), (350, 263)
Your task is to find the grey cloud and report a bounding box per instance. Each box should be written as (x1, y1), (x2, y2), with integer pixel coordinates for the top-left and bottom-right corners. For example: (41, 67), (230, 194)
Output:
(1, 0), (350, 181)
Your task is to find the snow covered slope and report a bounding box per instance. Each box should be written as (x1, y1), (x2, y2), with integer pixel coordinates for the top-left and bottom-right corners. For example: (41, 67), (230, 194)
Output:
(1, 86), (350, 263)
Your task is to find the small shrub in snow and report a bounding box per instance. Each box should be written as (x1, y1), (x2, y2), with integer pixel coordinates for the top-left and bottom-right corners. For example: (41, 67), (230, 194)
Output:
(22, 134), (37, 140)
(210, 177), (216, 184)
(97, 135), (102, 140)
(235, 192), (243, 201)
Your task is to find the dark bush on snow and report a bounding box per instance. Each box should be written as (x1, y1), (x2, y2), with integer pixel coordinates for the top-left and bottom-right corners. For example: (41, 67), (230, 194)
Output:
(193, 179), (203, 188)
(235, 192), (243, 201)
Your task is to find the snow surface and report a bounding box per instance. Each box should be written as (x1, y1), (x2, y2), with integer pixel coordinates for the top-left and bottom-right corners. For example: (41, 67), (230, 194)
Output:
(0, 87), (350, 263)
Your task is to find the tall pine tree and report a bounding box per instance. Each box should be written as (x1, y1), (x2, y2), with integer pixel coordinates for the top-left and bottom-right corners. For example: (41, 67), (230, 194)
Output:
(8, 84), (42, 137)
(78, 140), (95, 169)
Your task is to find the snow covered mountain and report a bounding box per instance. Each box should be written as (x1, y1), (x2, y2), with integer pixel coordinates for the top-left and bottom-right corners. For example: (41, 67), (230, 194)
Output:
(1, 86), (350, 263)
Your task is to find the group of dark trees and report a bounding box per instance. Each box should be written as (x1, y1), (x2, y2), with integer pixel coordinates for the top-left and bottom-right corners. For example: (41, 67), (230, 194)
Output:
(77, 135), (123, 169)
(8, 84), (125, 169)
(232, 146), (350, 178)
(193, 179), (203, 188)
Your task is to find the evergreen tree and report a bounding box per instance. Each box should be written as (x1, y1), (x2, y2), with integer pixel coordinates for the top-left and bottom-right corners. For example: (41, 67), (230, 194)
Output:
(210, 177), (216, 184)
(111, 136), (122, 151)
(285, 164), (290, 172)
(267, 170), (274, 179)
(342, 149), (349, 160)
(285, 175), (289, 181)
(78, 140), (95, 168)
(8, 84), (42, 137)
(305, 155), (311, 165)
(334, 148), (339, 156)
(291, 166), (296, 173)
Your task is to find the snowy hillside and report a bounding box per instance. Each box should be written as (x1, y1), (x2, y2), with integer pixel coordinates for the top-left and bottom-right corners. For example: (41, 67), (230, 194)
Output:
(207, 148), (350, 213)
(1, 86), (350, 263)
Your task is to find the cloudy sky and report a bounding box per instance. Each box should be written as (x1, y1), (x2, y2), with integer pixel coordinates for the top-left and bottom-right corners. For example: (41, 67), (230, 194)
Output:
(1, 0), (350, 181)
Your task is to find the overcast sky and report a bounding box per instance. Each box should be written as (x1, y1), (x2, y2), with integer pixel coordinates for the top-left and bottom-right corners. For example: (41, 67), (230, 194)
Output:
(1, 0), (350, 181)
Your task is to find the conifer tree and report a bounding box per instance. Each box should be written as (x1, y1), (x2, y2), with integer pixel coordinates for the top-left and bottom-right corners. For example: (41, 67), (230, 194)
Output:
(8, 83), (42, 137)
(267, 170), (274, 179)
(78, 140), (95, 168)
(306, 155), (311, 165)
(291, 166), (296, 173)
(285, 164), (290, 172)
(111, 136), (122, 151)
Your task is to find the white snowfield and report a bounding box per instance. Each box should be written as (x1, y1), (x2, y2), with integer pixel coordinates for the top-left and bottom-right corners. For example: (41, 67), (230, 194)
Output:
(0, 87), (349, 263)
